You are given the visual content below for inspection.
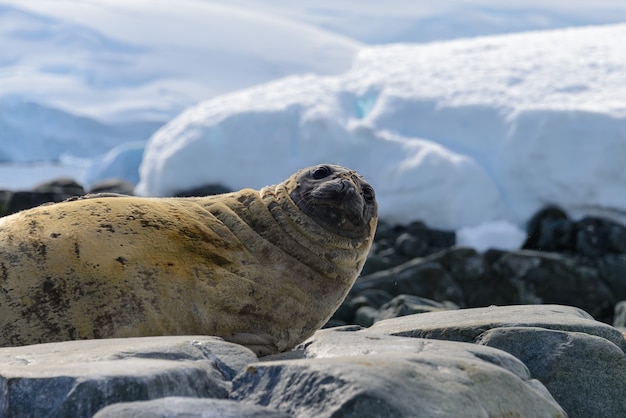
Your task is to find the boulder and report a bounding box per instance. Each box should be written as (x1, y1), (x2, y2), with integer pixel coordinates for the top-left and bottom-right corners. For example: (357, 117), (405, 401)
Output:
(477, 326), (626, 418)
(231, 328), (566, 418)
(4, 178), (85, 215)
(351, 258), (465, 307)
(0, 190), (10, 217)
(369, 305), (626, 418)
(369, 304), (626, 351)
(488, 250), (615, 320)
(93, 397), (291, 418)
(438, 247), (520, 307)
(0, 336), (256, 417)
(173, 184), (231, 197)
(89, 179), (135, 195)
(614, 300), (626, 328)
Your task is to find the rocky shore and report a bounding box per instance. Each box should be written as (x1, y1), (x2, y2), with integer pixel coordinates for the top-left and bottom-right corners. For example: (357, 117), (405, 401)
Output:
(1, 179), (626, 417)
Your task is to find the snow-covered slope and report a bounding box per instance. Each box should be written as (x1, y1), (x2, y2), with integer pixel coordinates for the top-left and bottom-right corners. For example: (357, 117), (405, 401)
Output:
(2, 0), (626, 167)
(235, 0), (626, 43)
(0, 1), (360, 163)
(136, 24), (626, 230)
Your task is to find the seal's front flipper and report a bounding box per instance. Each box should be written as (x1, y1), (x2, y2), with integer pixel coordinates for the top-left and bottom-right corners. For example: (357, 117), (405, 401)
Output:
(226, 332), (278, 357)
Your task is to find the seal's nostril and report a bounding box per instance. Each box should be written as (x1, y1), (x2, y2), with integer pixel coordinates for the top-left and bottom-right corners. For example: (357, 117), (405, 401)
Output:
(340, 179), (355, 193)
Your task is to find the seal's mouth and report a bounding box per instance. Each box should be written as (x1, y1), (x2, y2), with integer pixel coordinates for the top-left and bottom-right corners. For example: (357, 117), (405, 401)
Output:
(316, 202), (364, 229)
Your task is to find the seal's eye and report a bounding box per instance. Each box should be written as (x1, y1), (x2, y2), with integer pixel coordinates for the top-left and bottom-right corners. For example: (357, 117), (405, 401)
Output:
(362, 186), (375, 203)
(311, 165), (332, 180)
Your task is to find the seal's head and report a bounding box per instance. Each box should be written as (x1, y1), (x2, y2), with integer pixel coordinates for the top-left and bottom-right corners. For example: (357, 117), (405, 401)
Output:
(289, 164), (378, 239)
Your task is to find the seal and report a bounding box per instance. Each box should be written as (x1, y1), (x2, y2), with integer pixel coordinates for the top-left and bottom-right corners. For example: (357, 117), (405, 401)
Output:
(0, 164), (377, 355)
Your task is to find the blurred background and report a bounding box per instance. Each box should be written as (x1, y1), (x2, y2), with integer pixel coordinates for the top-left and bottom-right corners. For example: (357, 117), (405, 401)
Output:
(1, 0), (626, 244)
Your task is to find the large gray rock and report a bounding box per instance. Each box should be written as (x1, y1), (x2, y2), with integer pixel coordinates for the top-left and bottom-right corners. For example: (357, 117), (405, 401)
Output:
(369, 304), (626, 418)
(93, 397), (291, 418)
(369, 304), (626, 351)
(231, 328), (566, 418)
(477, 326), (626, 418)
(0, 336), (256, 417)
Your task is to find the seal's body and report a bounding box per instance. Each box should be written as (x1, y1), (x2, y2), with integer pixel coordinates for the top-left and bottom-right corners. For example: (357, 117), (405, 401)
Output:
(0, 165), (377, 355)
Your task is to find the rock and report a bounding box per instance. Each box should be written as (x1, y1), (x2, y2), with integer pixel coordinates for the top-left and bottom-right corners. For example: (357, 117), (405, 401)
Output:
(575, 216), (626, 257)
(349, 294), (458, 327)
(351, 258), (465, 307)
(352, 305), (379, 327)
(597, 254), (626, 300)
(375, 294), (458, 321)
(0, 336), (256, 417)
(32, 178), (85, 195)
(369, 305), (626, 418)
(93, 397), (291, 418)
(0, 190), (10, 216)
(369, 304), (626, 351)
(4, 177), (86, 215)
(523, 206), (574, 252)
(360, 220), (455, 275)
(231, 328), (566, 418)
(347, 289), (394, 311)
(394, 232), (429, 258)
(331, 288), (394, 325)
(5, 191), (70, 215)
(89, 179), (135, 195)
(614, 300), (626, 328)
(1, 305), (624, 417)
(489, 249), (615, 321)
(439, 247), (520, 307)
(476, 326), (626, 418)
(174, 184), (231, 197)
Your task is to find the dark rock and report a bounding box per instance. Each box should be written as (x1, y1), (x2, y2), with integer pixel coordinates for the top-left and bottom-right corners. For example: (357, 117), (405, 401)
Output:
(375, 294), (458, 321)
(351, 258), (465, 307)
(361, 220), (455, 275)
(477, 326), (626, 418)
(394, 232), (430, 258)
(575, 216), (626, 257)
(438, 247), (520, 307)
(32, 177), (85, 195)
(89, 179), (135, 195)
(597, 254), (626, 300)
(93, 397), (291, 418)
(4, 177), (86, 215)
(353, 305), (379, 327)
(0, 190), (10, 217)
(0, 336), (256, 417)
(489, 250), (615, 321)
(336, 293), (457, 327)
(6, 191), (64, 214)
(524, 207), (626, 259)
(348, 289), (394, 311)
(329, 289), (393, 326)
(523, 206), (574, 252)
(361, 252), (396, 276)
(405, 220), (455, 249)
(174, 184), (231, 197)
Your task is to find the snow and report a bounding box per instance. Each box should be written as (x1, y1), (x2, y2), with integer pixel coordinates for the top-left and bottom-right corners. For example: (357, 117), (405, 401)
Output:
(456, 221), (527, 252)
(136, 24), (626, 233)
(0, 0), (359, 163)
(2, 1), (626, 250)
